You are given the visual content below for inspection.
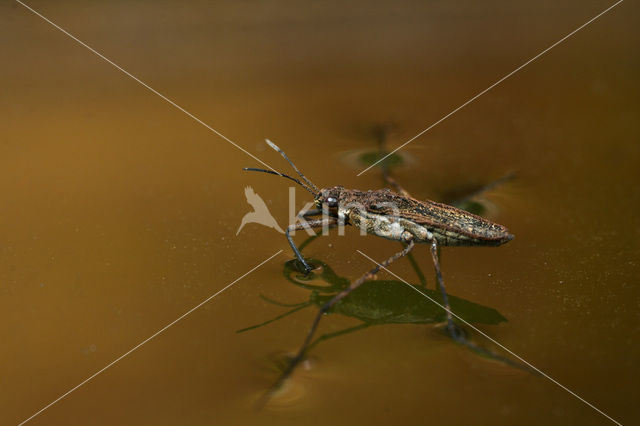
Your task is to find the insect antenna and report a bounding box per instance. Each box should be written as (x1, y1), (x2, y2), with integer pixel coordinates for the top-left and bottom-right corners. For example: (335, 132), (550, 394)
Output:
(265, 139), (319, 193)
(242, 168), (318, 196)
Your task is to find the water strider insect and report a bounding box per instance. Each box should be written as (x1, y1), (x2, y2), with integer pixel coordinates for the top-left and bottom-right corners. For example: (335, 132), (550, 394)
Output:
(243, 139), (518, 400)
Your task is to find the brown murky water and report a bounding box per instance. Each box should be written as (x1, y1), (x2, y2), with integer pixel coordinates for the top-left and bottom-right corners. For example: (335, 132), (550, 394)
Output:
(1, 1), (639, 425)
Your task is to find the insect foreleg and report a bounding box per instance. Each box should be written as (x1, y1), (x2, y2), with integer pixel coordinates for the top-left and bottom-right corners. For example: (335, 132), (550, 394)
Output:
(261, 238), (416, 405)
(286, 218), (338, 273)
(297, 207), (323, 218)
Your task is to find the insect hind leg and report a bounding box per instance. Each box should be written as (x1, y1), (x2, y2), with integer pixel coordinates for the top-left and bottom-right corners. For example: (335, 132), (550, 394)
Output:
(428, 239), (537, 373)
(428, 239), (461, 339)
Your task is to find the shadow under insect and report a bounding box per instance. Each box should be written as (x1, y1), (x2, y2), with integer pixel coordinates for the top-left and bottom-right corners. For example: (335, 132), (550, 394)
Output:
(238, 249), (510, 378)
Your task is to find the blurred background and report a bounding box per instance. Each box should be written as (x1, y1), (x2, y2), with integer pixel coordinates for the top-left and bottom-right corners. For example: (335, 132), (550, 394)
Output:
(1, 0), (638, 424)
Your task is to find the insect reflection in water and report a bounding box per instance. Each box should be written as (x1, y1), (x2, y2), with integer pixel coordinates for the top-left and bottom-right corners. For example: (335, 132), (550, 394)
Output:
(239, 236), (528, 406)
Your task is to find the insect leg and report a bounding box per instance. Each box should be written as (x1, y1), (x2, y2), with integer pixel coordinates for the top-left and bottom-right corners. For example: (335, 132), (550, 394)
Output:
(428, 239), (460, 338)
(298, 207), (323, 218)
(371, 121), (409, 196)
(427, 240), (535, 372)
(403, 243), (427, 287)
(382, 170), (411, 197)
(297, 214), (340, 253)
(260, 239), (416, 405)
(286, 218), (337, 273)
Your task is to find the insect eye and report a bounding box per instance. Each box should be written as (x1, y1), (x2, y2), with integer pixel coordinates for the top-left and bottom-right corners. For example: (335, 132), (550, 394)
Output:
(326, 197), (338, 206)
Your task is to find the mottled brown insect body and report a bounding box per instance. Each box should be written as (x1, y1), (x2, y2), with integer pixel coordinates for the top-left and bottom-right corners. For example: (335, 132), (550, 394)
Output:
(316, 186), (514, 247)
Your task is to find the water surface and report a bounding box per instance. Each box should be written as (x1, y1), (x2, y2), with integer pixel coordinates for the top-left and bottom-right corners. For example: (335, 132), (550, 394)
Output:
(1, 1), (638, 425)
